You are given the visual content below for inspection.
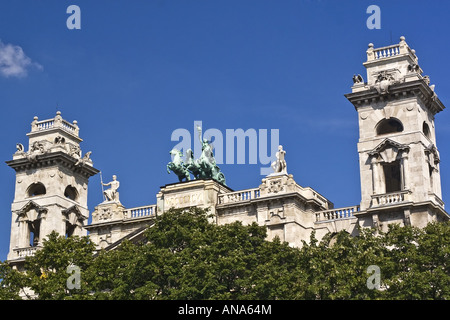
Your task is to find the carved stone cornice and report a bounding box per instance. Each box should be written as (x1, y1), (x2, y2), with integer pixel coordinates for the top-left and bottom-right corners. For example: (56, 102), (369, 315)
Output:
(6, 151), (99, 178)
(345, 79), (445, 115)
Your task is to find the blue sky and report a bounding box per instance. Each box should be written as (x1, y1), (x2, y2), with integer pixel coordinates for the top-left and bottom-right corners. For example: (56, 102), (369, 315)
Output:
(1, 0), (450, 260)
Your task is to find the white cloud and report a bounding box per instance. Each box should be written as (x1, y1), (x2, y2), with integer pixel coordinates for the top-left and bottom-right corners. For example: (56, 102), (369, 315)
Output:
(0, 39), (43, 78)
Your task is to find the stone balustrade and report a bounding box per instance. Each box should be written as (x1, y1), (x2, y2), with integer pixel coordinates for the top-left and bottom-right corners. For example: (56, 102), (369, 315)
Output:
(217, 184), (330, 209)
(218, 188), (261, 204)
(367, 36), (417, 62)
(13, 246), (41, 259)
(371, 190), (411, 207)
(315, 205), (359, 222)
(36, 119), (55, 131)
(123, 204), (157, 219)
(62, 120), (78, 133)
(372, 44), (400, 60)
(31, 111), (79, 136)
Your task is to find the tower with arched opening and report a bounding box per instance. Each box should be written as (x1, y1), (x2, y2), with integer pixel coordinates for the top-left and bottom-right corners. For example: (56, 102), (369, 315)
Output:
(345, 36), (447, 231)
(6, 111), (99, 268)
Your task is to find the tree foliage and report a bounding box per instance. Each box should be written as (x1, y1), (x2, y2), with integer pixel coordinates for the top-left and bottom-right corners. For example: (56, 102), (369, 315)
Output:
(1, 207), (449, 300)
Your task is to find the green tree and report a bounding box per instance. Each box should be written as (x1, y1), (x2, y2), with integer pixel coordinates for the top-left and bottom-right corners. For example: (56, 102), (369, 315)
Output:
(296, 222), (449, 300)
(297, 229), (387, 300)
(382, 222), (450, 299)
(0, 261), (28, 299)
(139, 207), (304, 299)
(1, 207), (449, 300)
(86, 207), (298, 300)
(0, 231), (95, 300)
(24, 231), (95, 299)
(245, 236), (308, 299)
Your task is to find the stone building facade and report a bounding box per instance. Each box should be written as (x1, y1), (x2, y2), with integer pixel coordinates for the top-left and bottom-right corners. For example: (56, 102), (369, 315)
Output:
(5, 37), (449, 267)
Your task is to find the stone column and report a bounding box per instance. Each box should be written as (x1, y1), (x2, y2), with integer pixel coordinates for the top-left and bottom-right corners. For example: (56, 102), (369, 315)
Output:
(401, 150), (409, 190)
(18, 220), (29, 248)
(371, 156), (381, 194)
(431, 167), (439, 195)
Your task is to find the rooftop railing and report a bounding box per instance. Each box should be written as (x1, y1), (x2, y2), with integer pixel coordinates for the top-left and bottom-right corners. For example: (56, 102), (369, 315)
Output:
(315, 205), (359, 222)
(123, 204), (157, 219)
(31, 111), (79, 136)
(218, 188), (261, 204)
(366, 36), (417, 62)
(373, 44), (401, 60)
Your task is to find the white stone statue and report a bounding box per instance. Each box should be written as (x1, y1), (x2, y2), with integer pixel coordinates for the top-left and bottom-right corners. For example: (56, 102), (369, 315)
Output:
(102, 175), (120, 202)
(271, 145), (287, 174)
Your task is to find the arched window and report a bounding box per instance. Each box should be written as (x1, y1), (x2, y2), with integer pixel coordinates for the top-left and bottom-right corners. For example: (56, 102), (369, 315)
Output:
(423, 122), (431, 139)
(27, 183), (46, 197)
(376, 118), (404, 135)
(64, 185), (79, 201)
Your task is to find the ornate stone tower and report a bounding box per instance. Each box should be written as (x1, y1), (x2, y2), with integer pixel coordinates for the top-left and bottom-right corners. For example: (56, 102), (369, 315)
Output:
(6, 111), (99, 266)
(346, 36), (449, 231)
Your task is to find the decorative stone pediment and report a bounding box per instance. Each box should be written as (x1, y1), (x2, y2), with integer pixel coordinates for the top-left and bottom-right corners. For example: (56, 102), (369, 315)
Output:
(15, 201), (47, 222)
(62, 205), (86, 225)
(368, 138), (409, 163)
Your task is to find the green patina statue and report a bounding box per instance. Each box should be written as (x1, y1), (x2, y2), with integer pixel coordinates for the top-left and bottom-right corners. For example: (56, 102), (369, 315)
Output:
(167, 126), (226, 185)
(167, 149), (191, 182)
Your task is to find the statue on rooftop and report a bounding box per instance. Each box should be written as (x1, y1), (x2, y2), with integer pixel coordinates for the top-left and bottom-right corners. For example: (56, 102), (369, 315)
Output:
(194, 125), (226, 185)
(185, 147), (226, 185)
(352, 74), (364, 84)
(26, 141), (47, 162)
(167, 125), (226, 185)
(271, 145), (287, 174)
(185, 149), (201, 179)
(75, 151), (92, 167)
(102, 175), (120, 202)
(167, 149), (191, 182)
